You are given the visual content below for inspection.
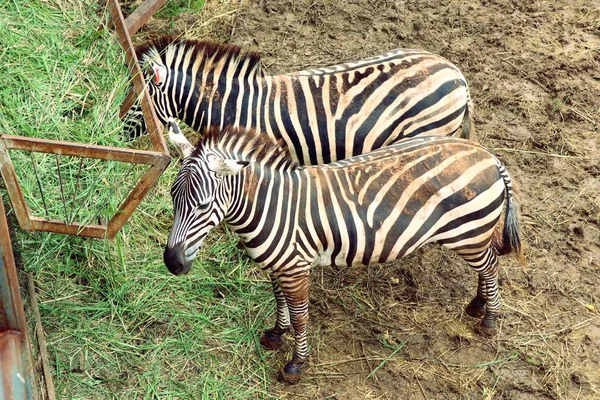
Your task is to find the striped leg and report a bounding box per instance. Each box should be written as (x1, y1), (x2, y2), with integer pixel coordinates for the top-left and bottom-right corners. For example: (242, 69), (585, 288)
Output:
(277, 272), (310, 385)
(465, 274), (487, 318)
(459, 247), (501, 336)
(260, 274), (291, 350)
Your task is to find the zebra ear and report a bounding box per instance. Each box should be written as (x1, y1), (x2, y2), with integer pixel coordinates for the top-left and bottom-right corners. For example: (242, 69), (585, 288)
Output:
(167, 118), (194, 158)
(208, 158), (249, 176)
(153, 64), (167, 86)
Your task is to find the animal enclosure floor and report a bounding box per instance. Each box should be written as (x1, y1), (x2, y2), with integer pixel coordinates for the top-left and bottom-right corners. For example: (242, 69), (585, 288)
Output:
(205, 1), (600, 398)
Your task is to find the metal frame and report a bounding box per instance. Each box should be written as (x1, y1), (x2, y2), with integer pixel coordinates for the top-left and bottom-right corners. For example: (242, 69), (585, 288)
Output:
(0, 136), (170, 239)
(0, 198), (36, 400)
(0, 0), (170, 240)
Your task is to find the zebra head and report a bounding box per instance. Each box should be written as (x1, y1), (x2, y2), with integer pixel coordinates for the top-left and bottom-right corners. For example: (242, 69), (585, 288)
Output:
(121, 44), (179, 139)
(163, 120), (248, 275)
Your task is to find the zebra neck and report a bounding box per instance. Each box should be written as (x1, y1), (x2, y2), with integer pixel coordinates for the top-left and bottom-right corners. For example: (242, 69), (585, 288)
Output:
(178, 64), (266, 132)
(224, 166), (302, 248)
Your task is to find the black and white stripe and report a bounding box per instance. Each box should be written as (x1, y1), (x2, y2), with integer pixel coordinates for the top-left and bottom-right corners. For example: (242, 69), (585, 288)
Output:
(125, 38), (474, 165)
(163, 122), (524, 383)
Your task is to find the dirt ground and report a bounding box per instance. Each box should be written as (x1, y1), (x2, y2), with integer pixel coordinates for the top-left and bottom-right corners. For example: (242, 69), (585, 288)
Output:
(141, 0), (600, 398)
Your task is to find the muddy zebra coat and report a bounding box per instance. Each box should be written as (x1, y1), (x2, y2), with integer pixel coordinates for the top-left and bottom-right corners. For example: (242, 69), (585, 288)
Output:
(163, 120), (524, 384)
(124, 37), (474, 164)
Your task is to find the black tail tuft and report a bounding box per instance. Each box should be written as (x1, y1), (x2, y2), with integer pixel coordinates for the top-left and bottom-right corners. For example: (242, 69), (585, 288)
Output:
(497, 162), (526, 267)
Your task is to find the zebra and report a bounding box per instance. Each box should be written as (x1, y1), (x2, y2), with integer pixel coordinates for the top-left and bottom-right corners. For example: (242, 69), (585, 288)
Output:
(124, 37), (474, 165)
(163, 119), (525, 384)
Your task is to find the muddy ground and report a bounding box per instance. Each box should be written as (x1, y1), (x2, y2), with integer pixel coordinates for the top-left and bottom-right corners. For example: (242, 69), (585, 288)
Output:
(141, 0), (600, 398)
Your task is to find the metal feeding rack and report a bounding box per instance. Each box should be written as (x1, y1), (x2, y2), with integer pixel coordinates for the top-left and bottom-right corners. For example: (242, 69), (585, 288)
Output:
(0, 0), (170, 240)
(0, 1), (168, 399)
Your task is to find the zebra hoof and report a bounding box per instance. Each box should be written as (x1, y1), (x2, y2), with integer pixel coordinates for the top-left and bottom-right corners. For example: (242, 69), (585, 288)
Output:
(278, 362), (302, 385)
(475, 320), (497, 337)
(260, 329), (284, 350)
(465, 298), (486, 318)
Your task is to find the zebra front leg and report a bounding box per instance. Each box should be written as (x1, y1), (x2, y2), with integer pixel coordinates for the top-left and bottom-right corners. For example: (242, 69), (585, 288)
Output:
(260, 274), (291, 350)
(277, 273), (310, 385)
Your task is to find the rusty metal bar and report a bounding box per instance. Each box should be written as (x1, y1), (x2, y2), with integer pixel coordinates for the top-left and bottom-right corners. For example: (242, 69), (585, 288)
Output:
(27, 273), (56, 400)
(0, 141), (34, 231)
(0, 196), (36, 399)
(108, 0), (169, 156)
(105, 159), (169, 239)
(30, 217), (106, 238)
(1, 134), (167, 165)
(125, 0), (168, 36)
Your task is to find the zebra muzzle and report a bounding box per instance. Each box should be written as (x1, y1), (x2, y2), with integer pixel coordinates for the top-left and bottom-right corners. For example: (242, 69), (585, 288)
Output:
(163, 244), (192, 275)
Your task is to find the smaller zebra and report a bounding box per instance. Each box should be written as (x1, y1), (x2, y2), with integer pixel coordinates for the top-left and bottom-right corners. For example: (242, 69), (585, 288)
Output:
(163, 119), (525, 384)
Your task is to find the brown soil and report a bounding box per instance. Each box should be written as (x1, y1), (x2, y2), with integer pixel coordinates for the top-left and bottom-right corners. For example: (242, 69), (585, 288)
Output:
(143, 0), (600, 398)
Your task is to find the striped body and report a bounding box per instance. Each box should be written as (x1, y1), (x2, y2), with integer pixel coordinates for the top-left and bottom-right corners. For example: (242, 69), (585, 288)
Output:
(163, 123), (524, 383)
(126, 38), (473, 164)
(227, 139), (504, 269)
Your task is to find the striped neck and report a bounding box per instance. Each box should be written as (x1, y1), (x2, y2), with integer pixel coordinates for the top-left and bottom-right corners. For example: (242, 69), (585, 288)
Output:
(136, 37), (266, 130)
(193, 126), (299, 237)
(224, 162), (302, 256)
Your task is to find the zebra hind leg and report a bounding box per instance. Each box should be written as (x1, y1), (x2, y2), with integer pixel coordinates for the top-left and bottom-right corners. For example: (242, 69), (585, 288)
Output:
(260, 275), (291, 350)
(465, 274), (487, 318)
(458, 247), (501, 337)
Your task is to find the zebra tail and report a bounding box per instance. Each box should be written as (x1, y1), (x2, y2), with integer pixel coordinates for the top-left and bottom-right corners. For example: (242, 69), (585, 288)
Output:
(496, 162), (526, 268)
(460, 90), (474, 140)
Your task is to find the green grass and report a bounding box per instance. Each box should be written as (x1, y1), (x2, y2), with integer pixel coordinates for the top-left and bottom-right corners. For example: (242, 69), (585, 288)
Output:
(154, 0), (206, 19)
(21, 210), (280, 399)
(0, 1), (129, 145)
(1, 1), (284, 398)
(0, 0), (139, 225)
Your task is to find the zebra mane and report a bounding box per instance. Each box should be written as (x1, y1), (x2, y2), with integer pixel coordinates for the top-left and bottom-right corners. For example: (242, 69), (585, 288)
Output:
(135, 36), (264, 77)
(194, 126), (299, 170)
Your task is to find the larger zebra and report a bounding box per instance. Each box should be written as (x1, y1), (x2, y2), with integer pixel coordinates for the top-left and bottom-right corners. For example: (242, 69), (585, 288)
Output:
(124, 37), (474, 164)
(163, 119), (524, 385)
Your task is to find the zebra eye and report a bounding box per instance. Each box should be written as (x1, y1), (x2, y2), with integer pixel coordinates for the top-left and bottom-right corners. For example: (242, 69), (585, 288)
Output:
(196, 202), (211, 211)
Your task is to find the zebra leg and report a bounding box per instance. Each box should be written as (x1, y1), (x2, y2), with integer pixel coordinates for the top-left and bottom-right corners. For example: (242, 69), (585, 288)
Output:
(460, 247), (501, 336)
(277, 273), (310, 385)
(465, 274), (487, 318)
(260, 275), (291, 350)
